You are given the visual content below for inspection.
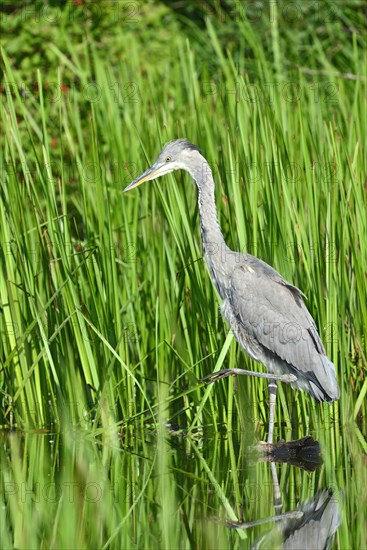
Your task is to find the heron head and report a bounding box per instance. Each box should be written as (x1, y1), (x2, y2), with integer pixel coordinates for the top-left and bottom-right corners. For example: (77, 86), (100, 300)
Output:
(123, 139), (202, 192)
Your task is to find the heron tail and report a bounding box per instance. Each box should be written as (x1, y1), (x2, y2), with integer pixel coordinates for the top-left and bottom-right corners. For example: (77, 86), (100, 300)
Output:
(305, 356), (340, 403)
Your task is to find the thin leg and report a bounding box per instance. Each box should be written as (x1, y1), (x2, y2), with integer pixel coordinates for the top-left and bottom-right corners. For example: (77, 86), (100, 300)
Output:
(269, 392), (283, 514)
(270, 462), (283, 516)
(267, 380), (277, 444)
(201, 369), (296, 385)
(226, 509), (303, 528)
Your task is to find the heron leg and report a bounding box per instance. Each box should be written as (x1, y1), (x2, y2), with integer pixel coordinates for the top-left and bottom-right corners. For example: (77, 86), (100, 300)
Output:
(201, 369), (296, 385)
(267, 380), (277, 444)
(270, 462), (283, 516)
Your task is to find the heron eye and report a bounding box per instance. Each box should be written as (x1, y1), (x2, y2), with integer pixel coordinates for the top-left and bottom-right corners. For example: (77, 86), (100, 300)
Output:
(165, 156), (171, 162)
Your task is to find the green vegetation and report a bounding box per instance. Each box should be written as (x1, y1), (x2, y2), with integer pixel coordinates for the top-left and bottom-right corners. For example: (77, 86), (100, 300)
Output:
(1, 1), (366, 548)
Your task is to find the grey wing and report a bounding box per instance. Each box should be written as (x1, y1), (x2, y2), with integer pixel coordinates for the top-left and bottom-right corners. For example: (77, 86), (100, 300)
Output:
(226, 263), (339, 402)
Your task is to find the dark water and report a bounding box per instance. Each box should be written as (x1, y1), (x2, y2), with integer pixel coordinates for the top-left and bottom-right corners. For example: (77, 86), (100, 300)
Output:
(1, 416), (365, 549)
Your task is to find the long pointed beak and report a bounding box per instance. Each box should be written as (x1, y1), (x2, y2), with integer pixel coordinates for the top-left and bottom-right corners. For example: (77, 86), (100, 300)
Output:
(124, 164), (162, 192)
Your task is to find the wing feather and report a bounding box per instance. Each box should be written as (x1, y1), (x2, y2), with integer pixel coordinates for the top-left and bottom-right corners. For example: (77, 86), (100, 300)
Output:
(226, 262), (339, 402)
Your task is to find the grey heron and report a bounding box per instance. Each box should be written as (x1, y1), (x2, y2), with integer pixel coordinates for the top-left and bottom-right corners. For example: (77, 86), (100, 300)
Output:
(250, 489), (341, 549)
(124, 139), (340, 443)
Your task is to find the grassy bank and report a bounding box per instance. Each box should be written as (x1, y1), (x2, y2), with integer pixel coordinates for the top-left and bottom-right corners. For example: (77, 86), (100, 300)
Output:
(1, 14), (365, 433)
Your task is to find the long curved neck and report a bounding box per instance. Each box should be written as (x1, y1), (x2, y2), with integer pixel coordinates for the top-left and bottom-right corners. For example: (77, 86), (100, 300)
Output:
(186, 155), (231, 295)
